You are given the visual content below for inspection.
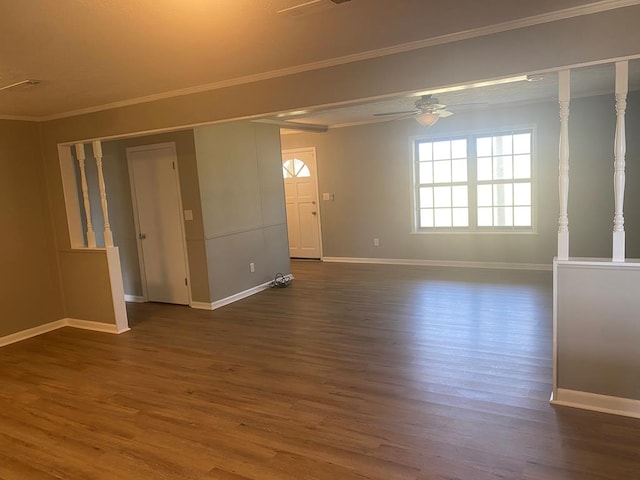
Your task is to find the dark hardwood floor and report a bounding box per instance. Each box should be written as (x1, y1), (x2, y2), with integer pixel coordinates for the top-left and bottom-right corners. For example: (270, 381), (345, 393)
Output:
(1, 261), (639, 479)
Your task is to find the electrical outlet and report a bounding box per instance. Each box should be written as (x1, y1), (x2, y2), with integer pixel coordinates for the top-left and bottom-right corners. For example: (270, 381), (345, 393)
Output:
(249, 262), (255, 273)
(373, 238), (380, 247)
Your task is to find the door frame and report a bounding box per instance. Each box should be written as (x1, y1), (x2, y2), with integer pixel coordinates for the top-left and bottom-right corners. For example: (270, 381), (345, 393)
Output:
(282, 146), (324, 260)
(126, 142), (192, 304)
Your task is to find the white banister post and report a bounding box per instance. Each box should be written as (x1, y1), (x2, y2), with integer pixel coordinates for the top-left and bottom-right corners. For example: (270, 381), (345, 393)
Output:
(92, 140), (114, 247)
(74, 143), (96, 248)
(557, 70), (570, 260)
(613, 61), (628, 262)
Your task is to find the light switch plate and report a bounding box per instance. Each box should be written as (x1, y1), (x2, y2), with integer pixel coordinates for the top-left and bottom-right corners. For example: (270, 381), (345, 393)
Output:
(184, 209), (193, 221)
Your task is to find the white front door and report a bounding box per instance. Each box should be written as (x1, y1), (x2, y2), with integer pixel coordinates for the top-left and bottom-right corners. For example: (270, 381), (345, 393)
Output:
(282, 148), (321, 259)
(127, 143), (190, 305)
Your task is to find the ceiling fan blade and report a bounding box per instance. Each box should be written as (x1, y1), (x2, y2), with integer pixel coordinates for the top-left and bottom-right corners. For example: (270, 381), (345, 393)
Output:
(437, 110), (454, 118)
(373, 110), (419, 117)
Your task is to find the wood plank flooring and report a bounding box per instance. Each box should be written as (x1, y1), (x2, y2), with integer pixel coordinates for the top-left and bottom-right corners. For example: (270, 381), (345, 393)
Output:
(1, 261), (640, 479)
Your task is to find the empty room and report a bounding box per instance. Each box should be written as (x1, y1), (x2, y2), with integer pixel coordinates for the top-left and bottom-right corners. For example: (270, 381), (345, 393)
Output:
(1, 1), (640, 478)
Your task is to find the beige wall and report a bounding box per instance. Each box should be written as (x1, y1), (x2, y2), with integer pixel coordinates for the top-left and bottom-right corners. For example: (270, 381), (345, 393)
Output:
(0, 120), (63, 336)
(194, 122), (289, 301)
(282, 93), (640, 265)
(32, 6), (640, 328)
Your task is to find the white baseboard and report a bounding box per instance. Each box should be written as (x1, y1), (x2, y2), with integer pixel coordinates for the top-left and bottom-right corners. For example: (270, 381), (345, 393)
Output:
(124, 294), (144, 303)
(190, 301), (215, 310)
(64, 318), (130, 334)
(551, 388), (640, 419)
(191, 274), (294, 311)
(0, 320), (66, 347)
(322, 256), (552, 271)
(0, 317), (129, 348)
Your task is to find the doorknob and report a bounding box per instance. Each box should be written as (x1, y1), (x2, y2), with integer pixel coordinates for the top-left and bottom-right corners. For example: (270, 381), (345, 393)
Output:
(312, 211), (317, 215)
(139, 233), (146, 240)
(312, 201), (316, 205)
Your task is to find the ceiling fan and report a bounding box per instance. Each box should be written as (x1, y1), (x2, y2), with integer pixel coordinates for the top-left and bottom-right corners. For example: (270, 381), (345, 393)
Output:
(373, 94), (456, 127)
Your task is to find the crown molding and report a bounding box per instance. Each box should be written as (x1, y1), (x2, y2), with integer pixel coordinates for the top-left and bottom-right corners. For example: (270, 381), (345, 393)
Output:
(0, 114), (39, 121)
(13, 0), (640, 122)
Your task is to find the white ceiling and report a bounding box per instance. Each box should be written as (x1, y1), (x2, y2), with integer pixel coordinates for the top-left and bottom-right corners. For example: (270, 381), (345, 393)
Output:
(0, 0), (630, 119)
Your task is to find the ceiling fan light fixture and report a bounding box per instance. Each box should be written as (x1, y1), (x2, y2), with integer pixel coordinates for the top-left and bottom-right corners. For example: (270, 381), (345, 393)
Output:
(415, 112), (440, 127)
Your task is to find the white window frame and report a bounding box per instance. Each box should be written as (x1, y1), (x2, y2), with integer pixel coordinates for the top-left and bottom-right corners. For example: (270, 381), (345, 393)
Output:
(411, 126), (537, 234)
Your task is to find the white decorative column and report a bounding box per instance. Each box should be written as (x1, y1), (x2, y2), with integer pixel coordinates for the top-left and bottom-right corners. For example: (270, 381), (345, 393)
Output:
(613, 61), (628, 262)
(92, 140), (114, 247)
(74, 143), (96, 248)
(557, 70), (570, 260)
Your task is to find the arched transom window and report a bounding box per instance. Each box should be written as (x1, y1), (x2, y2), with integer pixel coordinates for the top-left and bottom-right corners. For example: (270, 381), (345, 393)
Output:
(283, 158), (310, 179)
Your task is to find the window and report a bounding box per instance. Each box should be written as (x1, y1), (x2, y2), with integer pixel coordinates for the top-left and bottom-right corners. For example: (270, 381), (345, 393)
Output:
(414, 130), (533, 231)
(283, 158), (310, 179)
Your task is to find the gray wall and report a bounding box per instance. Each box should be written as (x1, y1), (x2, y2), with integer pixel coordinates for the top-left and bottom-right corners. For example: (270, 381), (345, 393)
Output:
(194, 121), (290, 302)
(557, 262), (640, 400)
(78, 130), (212, 304)
(281, 92), (640, 265)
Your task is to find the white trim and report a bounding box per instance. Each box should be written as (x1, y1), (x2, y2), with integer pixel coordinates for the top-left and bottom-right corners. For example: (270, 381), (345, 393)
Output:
(322, 256), (552, 271)
(37, 0), (640, 122)
(124, 294), (144, 303)
(0, 320), (66, 347)
(282, 147), (323, 259)
(105, 246), (130, 333)
(552, 259), (559, 398)
(552, 388), (640, 419)
(0, 114), (38, 121)
(190, 301), (216, 310)
(126, 142), (193, 306)
(64, 318), (129, 334)
(0, 318), (128, 348)
(190, 274), (294, 311)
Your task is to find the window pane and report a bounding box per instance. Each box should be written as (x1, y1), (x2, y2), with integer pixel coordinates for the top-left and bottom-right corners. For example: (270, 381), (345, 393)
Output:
(419, 187), (433, 208)
(297, 165), (311, 177)
(513, 133), (531, 154)
(514, 207), (531, 226)
(513, 154), (531, 179)
(493, 184), (513, 206)
(452, 208), (468, 227)
(434, 186), (451, 208)
(493, 135), (513, 155)
(477, 185), (492, 207)
(493, 156), (513, 180)
(420, 209), (434, 228)
(418, 142), (433, 161)
(451, 139), (467, 159)
(477, 157), (492, 181)
(433, 160), (451, 183)
(434, 208), (452, 227)
(452, 186), (467, 207)
(451, 159), (467, 182)
(477, 207), (492, 226)
(433, 141), (451, 160)
(477, 137), (492, 157)
(494, 207), (513, 226)
(419, 162), (433, 184)
(513, 183), (531, 206)
(283, 165), (292, 178)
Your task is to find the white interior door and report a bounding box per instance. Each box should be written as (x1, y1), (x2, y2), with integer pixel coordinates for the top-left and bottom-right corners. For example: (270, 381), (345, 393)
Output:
(127, 144), (190, 305)
(282, 148), (321, 259)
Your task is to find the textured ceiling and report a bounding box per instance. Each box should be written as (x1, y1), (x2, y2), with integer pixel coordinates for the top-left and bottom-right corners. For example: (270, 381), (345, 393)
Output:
(0, 0), (626, 118)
